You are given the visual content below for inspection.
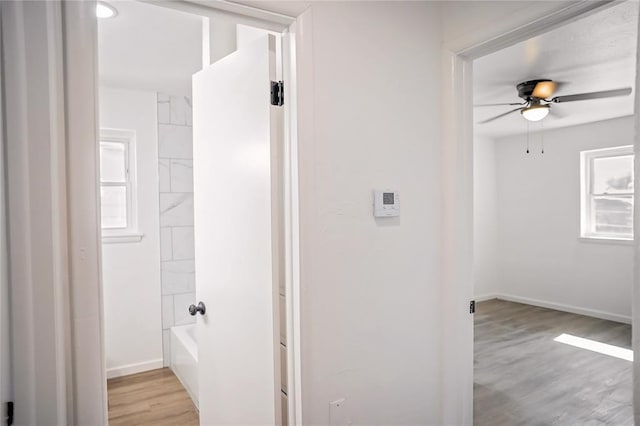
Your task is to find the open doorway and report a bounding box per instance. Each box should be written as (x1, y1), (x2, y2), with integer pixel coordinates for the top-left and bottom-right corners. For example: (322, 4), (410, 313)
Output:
(472, 2), (637, 423)
(97, 2), (292, 424)
(98, 3), (202, 423)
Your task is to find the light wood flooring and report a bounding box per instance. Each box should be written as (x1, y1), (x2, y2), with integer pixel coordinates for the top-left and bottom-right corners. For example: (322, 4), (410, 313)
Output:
(107, 368), (199, 426)
(474, 299), (632, 425)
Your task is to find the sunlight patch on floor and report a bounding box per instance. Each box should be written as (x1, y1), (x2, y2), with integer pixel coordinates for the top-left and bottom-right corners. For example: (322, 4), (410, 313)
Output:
(554, 333), (633, 361)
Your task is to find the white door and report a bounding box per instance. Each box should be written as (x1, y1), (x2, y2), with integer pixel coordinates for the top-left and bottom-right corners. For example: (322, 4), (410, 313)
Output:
(192, 34), (282, 425)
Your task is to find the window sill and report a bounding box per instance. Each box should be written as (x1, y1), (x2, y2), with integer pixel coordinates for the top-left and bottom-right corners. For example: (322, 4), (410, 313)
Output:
(579, 236), (634, 246)
(102, 233), (144, 244)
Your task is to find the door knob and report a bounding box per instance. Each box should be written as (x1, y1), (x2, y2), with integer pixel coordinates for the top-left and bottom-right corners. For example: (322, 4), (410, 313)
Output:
(188, 301), (206, 316)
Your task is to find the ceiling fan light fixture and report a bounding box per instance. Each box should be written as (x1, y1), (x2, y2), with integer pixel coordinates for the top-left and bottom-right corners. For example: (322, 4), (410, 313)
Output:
(521, 104), (550, 122)
(96, 2), (117, 19)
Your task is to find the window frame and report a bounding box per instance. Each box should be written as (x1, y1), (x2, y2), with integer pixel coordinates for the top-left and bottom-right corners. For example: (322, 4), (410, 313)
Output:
(580, 145), (634, 242)
(99, 128), (142, 243)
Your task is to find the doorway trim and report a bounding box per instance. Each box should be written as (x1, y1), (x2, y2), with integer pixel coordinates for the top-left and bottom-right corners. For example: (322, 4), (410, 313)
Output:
(439, 1), (632, 424)
(62, 1), (308, 424)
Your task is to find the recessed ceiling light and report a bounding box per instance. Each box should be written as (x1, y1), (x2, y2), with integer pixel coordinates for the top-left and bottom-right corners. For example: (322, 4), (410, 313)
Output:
(96, 2), (117, 19)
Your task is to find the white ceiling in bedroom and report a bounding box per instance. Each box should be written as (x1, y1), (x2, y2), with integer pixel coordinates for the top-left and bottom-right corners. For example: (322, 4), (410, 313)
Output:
(474, 1), (638, 138)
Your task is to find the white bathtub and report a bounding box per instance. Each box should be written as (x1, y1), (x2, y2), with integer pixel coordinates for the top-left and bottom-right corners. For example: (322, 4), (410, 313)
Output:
(170, 324), (198, 408)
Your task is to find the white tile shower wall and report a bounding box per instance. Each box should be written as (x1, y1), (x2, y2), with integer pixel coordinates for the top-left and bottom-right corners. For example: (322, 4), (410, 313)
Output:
(159, 159), (171, 193)
(157, 93), (196, 366)
(158, 125), (193, 159)
(161, 260), (195, 295)
(170, 160), (194, 193)
(160, 193), (194, 227)
(172, 227), (195, 260)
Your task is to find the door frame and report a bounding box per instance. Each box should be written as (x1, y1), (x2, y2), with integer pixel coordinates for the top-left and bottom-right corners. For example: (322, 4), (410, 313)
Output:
(106, 1), (307, 424)
(439, 0), (636, 424)
(0, 5), (11, 415)
(117, 3), (306, 424)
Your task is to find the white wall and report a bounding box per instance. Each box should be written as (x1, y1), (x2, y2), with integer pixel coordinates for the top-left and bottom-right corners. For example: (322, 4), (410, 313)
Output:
(99, 87), (164, 377)
(473, 135), (499, 298)
(475, 116), (634, 322)
(298, 3), (442, 424)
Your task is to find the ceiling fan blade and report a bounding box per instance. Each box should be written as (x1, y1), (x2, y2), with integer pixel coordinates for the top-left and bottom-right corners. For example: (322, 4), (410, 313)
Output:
(532, 80), (557, 99)
(477, 107), (523, 124)
(549, 106), (567, 119)
(474, 102), (525, 107)
(552, 87), (632, 103)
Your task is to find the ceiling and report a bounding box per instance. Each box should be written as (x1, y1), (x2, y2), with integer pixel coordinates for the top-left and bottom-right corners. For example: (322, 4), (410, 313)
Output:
(97, 1), (310, 95)
(228, 1), (312, 17)
(98, 1), (203, 95)
(473, 1), (638, 139)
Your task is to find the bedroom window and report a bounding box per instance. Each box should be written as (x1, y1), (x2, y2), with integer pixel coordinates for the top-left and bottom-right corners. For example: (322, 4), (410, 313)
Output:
(99, 129), (141, 243)
(581, 146), (634, 240)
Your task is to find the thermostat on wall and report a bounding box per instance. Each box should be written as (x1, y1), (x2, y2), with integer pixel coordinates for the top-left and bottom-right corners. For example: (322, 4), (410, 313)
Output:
(373, 190), (400, 217)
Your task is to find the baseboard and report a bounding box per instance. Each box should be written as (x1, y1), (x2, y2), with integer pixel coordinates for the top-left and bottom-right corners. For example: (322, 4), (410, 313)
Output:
(492, 293), (631, 325)
(474, 293), (498, 302)
(106, 358), (164, 379)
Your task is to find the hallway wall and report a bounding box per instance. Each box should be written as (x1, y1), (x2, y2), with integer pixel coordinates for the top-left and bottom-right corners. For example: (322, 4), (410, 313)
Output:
(298, 3), (443, 424)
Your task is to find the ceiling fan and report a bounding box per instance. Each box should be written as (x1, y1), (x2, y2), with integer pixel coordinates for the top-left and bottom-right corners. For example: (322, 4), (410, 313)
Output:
(476, 79), (632, 124)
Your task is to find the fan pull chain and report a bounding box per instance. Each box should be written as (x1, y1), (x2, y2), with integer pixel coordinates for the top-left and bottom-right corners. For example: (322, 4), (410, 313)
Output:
(541, 120), (545, 154)
(526, 121), (530, 154)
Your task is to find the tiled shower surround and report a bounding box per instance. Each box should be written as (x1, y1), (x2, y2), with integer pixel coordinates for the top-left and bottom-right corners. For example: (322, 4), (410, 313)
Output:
(157, 93), (196, 366)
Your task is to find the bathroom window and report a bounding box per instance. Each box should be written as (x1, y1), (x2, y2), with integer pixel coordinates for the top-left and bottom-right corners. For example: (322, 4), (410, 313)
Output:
(99, 129), (141, 243)
(581, 146), (634, 241)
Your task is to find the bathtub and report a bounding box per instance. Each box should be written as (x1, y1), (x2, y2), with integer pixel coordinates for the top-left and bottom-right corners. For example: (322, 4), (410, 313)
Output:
(170, 324), (198, 408)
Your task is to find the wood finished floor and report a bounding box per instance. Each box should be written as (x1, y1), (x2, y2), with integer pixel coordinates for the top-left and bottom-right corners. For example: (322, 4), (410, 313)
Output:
(474, 299), (632, 426)
(107, 368), (199, 426)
